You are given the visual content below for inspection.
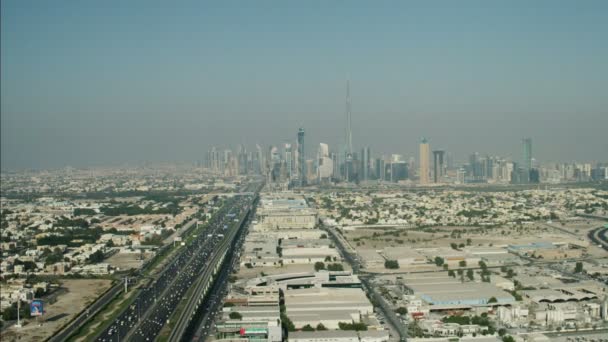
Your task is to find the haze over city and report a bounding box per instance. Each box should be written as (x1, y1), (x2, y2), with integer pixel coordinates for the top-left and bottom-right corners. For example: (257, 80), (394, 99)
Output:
(1, 3), (608, 342)
(2, 1), (608, 169)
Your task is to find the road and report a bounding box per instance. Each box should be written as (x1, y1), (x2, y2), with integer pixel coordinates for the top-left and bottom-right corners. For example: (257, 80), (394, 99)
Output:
(588, 226), (608, 250)
(94, 194), (257, 342)
(48, 216), (196, 342)
(322, 224), (408, 342)
(188, 203), (256, 341)
(168, 202), (253, 341)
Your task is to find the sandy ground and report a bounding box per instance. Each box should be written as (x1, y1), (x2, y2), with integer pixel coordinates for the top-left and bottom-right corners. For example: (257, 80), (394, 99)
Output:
(105, 250), (153, 271)
(1, 279), (112, 342)
(342, 222), (604, 273)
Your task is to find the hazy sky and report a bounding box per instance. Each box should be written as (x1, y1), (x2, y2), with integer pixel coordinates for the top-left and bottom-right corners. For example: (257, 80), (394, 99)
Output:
(2, 1), (607, 170)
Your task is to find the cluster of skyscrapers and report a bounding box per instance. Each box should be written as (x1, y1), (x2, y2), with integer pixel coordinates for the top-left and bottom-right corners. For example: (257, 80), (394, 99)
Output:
(204, 82), (607, 186)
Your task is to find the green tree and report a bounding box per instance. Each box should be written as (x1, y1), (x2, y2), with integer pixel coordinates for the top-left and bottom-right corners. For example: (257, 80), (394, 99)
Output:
(327, 263), (344, 271)
(466, 269), (474, 280)
(448, 270), (456, 278)
(502, 336), (515, 342)
(301, 324), (315, 331)
(314, 261), (326, 271)
(459, 260), (467, 267)
(488, 297), (498, 304)
(316, 323), (327, 331)
(498, 328), (507, 336)
(229, 311), (242, 319)
(395, 307), (408, 315)
(87, 250), (105, 264)
(338, 322), (368, 331)
(434, 256), (444, 266)
(384, 260), (399, 269)
(574, 262), (584, 273)
(281, 313), (296, 332)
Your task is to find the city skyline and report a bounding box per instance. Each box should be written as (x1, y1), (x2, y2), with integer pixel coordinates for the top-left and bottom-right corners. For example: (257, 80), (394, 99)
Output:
(2, 2), (608, 342)
(2, 1), (608, 169)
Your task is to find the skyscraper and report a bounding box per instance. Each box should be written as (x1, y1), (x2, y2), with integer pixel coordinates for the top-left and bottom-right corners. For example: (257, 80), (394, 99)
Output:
(317, 143), (333, 181)
(284, 143), (293, 180)
(331, 152), (340, 181)
(361, 146), (370, 181)
(297, 128), (306, 186)
(432, 150), (445, 183)
(522, 138), (532, 184)
(523, 138), (532, 171)
(345, 80), (353, 157)
(375, 158), (385, 181)
(419, 138), (430, 184)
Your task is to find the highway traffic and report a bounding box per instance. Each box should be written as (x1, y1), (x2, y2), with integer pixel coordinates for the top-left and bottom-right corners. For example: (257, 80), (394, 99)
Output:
(96, 193), (258, 342)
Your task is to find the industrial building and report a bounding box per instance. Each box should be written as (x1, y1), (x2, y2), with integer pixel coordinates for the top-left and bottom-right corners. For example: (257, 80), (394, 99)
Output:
(255, 194), (318, 230)
(284, 287), (373, 329)
(399, 273), (515, 309)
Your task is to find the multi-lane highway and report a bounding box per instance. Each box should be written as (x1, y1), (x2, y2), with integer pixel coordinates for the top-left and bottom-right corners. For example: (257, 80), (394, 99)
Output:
(588, 226), (608, 250)
(94, 192), (258, 342)
(50, 218), (197, 342)
(188, 200), (257, 342)
(168, 195), (256, 341)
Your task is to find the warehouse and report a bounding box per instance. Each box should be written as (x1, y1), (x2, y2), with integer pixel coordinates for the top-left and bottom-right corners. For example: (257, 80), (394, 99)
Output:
(284, 287), (373, 329)
(399, 273), (515, 309)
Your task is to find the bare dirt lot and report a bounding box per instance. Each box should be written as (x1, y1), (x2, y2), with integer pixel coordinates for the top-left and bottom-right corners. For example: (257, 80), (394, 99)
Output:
(1, 279), (112, 342)
(105, 250), (153, 271)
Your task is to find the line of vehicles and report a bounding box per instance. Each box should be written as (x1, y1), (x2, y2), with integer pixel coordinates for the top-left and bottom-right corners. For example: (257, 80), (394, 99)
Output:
(96, 194), (256, 342)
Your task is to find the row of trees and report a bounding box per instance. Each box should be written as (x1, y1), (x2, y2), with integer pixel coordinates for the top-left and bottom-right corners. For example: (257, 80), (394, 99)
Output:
(314, 262), (345, 272)
(100, 203), (179, 217)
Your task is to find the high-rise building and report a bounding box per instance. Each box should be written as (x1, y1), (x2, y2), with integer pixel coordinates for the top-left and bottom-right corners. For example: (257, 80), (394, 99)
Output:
(305, 159), (315, 183)
(255, 144), (263, 175)
(297, 128), (306, 186)
(345, 80), (353, 158)
(375, 158), (385, 181)
(523, 138), (532, 171)
(469, 152), (482, 180)
(432, 150), (445, 183)
(456, 168), (466, 184)
(317, 143), (333, 181)
(331, 152), (340, 181)
(419, 138), (430, 185)
(284, 143), (293, 180)
(361, 146), (371, 181)
(270, 146), (281, 182)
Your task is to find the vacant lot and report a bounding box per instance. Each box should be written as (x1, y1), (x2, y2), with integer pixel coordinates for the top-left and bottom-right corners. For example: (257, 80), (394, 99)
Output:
(1, 279), (112, 342)
(106, 250), (152, 271)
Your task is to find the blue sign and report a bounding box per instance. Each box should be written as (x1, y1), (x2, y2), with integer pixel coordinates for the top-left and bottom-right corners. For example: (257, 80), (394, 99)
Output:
(30, 300), (43, 316)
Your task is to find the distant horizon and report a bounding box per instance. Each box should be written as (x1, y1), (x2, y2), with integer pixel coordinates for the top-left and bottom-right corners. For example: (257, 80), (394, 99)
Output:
(2, 1), (607, 169)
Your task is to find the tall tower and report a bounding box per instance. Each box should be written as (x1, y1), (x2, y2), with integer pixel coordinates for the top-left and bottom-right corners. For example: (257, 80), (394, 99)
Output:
(297, 128), (306, 186)
(284, 143), (293, 180)
(432, 150), (445, 183)
(522, 138), (532, 171)
(419, 138), (430, 185)
(346, 80), (353, 157)
(361, 146), (370, 181)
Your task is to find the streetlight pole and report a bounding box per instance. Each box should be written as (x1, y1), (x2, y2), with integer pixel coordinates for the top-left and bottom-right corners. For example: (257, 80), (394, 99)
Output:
(16, 300), (22, 328)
